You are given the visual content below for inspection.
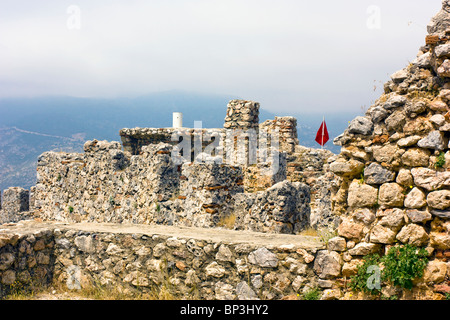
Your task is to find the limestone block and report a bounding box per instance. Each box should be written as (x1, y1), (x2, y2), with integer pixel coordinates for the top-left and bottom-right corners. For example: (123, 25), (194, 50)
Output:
(404, 187), (427, 209)
(363, 163), (395, 185)
(347, 180), (378, 208)
(396, 224), (429, 246)
(427, 190), (450, 210)
(313, 250), (342, 279)
(401, 148), (431, 167)
(378, 183), (404, 207)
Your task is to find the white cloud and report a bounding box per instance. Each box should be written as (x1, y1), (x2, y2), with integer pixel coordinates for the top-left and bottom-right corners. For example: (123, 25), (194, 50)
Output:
(0, 0), (442, 112)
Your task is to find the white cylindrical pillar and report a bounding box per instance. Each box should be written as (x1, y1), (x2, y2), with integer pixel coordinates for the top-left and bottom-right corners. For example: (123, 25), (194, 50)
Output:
(173, 112), (183, 128)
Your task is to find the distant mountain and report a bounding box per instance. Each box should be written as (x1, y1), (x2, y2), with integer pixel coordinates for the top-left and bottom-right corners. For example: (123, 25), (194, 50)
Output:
(0, 91), (358, 191)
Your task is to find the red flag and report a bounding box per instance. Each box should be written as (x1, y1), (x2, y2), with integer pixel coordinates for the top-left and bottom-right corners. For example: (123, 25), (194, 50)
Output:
(315, 118), (329, 147)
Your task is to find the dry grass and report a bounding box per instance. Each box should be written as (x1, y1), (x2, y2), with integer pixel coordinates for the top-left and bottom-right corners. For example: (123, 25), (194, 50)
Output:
(298, 227), (319, 237)
(217, 213), (236, 229)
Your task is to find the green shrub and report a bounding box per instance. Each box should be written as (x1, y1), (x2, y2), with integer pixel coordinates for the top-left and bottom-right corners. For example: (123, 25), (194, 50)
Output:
(435, 151), (446, 168)
(350, 244), (429, 295)
(68, 206), (74, 213)
(349, 254), (382, 295)
(302, 287), (321, 300)
(381, 244), (428, 290)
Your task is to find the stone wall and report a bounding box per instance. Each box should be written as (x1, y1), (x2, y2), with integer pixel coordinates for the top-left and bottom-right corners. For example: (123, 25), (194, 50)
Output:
(327, 0), (450, 299)
(32, 139), (310, 234)
(120, 127), (224, 157)
(260, 117), (299, 154)
(0, 221), (325, 300)
(0, 187), (33, 224)
(0, 224), (55, 298)
(224, 100), (260, 130)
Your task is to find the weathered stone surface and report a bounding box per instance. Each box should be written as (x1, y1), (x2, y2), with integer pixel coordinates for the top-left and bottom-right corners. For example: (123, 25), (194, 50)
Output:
(424, 261), (447, 284)
(396, 169), (414, 186)
(411, 168), (450, 191)
(347, 180), (378, 208)
(74, 235), (96, 253)
(429, 99), (448, 112)
(248, 247), (278, 268)
(397, 136), (422, 148)
(352, 208), (376, 225)
(378, 208), (405, 230)
(417, 130), (446, 150)
(364, 163), (395, 185)
(313, 250), (342, 279)
(348, 117), (373, 135)
(435, 43), (450, 58)
(385, 111), (406, 132)
(391, 69), (409, 83)
(215, 244), (234, 262)
(347, 242), (381, 256)
(378, 183), (404, 207)
(1, 270), (16, 285)
(338, 217), (364, 241)
(342, 260), (361, 277)
(427, 190), (450, 210)
(430, 114), (446, 127)
(329, 159), (364, 177)
(406, 209), (432, 224)
(321, 289), (341, 300)
(372, 144), (400, 163)
(370, 225), (397, 244)
(327, 237), (346, 252)
(396, 224), (429, 246)
(215, 282), (235, 300)
(412, 52), (431, 68)
(368, 106), (389, 123)
(205, 262), (226, 278)
(430, 232), (450, 249)
(404, 187), (427, 209)
(236, 281), (259, 300)
(438, 59), (450, 77)
(401, 148), (431, 167)
(430, 209), (450, 219)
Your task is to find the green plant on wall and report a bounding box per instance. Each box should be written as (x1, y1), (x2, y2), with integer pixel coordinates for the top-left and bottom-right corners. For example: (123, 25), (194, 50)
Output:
(349, 254), (382, 295)
(435, 151), (446, 169)
(381, 244), (428, 290)
(68, 206), (74, 213)
(349, 244), (429, 295)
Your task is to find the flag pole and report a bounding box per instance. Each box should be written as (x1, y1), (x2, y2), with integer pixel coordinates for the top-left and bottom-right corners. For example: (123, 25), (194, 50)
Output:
(321, 116), (324, 149)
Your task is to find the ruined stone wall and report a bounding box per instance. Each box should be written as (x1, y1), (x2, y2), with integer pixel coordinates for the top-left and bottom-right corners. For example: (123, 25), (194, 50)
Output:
(0, 187), (33, 224)
(0, 221), (326, 300)
(286, 146), (340, 230)
(31, 139), (310, 234)
(326, 0), (450, 299)
(120, 127), (224, 157)
(259, 117), (299, 154)
(0, 225), (55, 298)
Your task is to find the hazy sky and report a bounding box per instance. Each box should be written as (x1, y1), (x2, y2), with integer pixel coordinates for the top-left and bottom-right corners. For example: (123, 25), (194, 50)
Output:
(0, 0), (442, 113)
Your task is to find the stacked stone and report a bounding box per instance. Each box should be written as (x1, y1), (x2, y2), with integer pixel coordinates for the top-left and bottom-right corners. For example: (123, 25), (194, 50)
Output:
(327, 0), (450, 299)
(0, 187), (33, 224)
(285, 145), (339, 231)
(34, 140), (180, 225)
(120, 127), (225, 158)
(223, 100), (260, 130)
(259, 116), (299, 154)
(177, 162), (244, 228)
(0, 226), (54, 298)
(0, 220), (326, 300)
(231, 180), (311, 234)
(243, 149), (287, 193)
